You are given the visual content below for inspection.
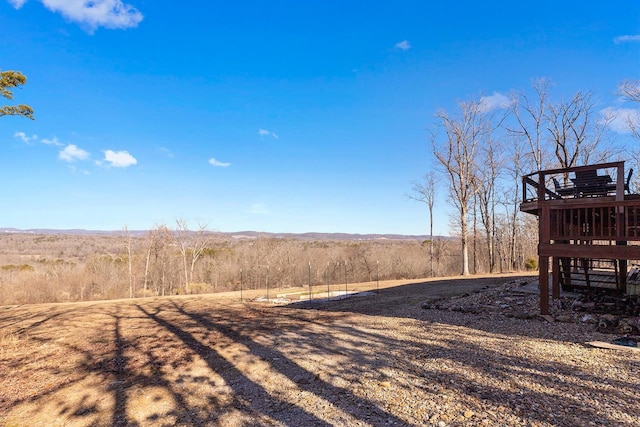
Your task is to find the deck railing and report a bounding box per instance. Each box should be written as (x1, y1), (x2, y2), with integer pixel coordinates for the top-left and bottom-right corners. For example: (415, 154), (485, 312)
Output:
(522, 162), (628, 203)
(549, 201), (640, 242)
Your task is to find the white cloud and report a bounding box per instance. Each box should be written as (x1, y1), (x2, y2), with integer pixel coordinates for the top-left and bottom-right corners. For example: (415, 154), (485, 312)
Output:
(7, 0), (27, 8)
(614, 35), (640, 44)
(248, 203), (269, 215)
(10, 0), (143, 31)
(13, 131), (38, 144)
(41, 136), (64, 146)
(258, 128), (278, 139)
(601, 106), (640, 134)
(102, 149), (137, 168)
(394, 40), (411, 51)
(208, 157), (231, 167)
(479, 92), (513, 112)
(59, 144), (90, 162)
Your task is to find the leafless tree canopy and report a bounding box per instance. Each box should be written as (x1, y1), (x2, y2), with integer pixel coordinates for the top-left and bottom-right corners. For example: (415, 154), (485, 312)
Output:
(619, 79), (640, 103)
(420, 79), (622, 277)
(509, 78), (551, 170)
(432, 98), (503, 275)
(509, 79), (612, 170)
(617, 79), (640, 140)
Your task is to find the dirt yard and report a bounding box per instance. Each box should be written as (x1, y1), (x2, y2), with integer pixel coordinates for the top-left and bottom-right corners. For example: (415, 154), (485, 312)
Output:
(1, 273), (639, 426)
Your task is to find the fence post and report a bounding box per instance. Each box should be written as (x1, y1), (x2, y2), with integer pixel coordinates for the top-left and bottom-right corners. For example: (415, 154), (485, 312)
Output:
(266, 266), (270, 302)
(327, 262), (330, 300)
(308, 262), (312, 301)
(344, 261), (348, 296)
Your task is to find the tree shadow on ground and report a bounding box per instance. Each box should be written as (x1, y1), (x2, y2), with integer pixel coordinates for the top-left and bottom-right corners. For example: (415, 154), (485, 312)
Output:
(289, 275), (582, 342)
(136, 302), (335, 426)
(274, 276), (640, 426)
(295, 275), (528, 317)
(167, 299), (639, 426)
(161, 299), (413, 426)
(1, 288), (639, 427)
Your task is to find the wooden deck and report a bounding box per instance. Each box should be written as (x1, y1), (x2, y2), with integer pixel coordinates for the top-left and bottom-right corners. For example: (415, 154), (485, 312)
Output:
(520, 161), (640, 314)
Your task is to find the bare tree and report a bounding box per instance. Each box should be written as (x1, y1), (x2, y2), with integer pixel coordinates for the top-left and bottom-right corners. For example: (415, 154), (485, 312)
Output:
(175, 219), (210, 293)
(123, 225), (134, 299)
(510, 79), (612, 170)
(143, 229), (154, 295)
(619, 79), (640, 102)
(409, 171), (437, 276)
(547, 90), (609, 168)
(618, 79), (640, 140)
(146, 225), (178, 296)
(474, 136), (503, 273)
(502, 137), (527, 270)
(432, 99), (492, 276)
(509, 78), (551, 170)
(143, 225), (170, 296)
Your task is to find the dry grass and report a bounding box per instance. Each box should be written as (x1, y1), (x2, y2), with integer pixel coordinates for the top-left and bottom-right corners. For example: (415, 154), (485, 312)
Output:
(1, 273), (638, 427)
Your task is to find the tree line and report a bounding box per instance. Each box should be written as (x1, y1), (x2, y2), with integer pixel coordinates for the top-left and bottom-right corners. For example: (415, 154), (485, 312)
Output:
(415, 78), (640, 276)
(3, 223), (525, 305)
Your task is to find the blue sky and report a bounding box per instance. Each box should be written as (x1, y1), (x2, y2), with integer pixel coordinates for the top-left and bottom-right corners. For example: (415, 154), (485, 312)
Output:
(1, 0), (639, 234)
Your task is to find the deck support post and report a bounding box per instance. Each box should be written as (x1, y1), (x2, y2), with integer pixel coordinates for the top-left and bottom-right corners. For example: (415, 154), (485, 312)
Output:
(539, 256), (550, 315)
(552, 257), (560, 300)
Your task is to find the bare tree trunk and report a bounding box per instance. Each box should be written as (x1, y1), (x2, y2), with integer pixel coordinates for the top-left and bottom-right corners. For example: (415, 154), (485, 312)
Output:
(409, 172), (437, 277)
(476, 136), (501, 273)
(123, 225), (134, 299)
(473, 194), (478, 274)
(461, 208), (470, 276)
(430, 217), (434, 277)
(175, 219), (191, 293)
(144, 244), (151, 294)
(432, 99), (493, 276)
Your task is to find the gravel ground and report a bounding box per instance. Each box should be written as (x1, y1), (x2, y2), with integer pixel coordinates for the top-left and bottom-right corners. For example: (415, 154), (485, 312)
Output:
(1, 275), (639, 426)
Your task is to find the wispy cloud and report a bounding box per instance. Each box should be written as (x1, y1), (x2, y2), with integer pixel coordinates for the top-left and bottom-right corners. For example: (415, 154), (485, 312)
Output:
(208, 157), (231, 167)
(59, 144), (90, 162)
(67, 165), (91, 175)
(601, 106), (640, 134)
(248, 203), (269, 215)
(13, 131), (38, 144)
(258, 128), (278, 139)
(479, 92), (513, 112)
(614, 35), (640, 44)
(8, 0), (143, 32)
(394, 40), (411, 51)
(7, 0), (26, 9)
(101, 149), (137, 168)
(17, 133), (64, 146)
(41, 136), (64, 146)
(159, 147), (174, 158)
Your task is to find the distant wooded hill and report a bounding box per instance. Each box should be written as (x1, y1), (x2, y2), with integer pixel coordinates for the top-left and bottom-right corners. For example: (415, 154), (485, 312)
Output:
(0, 228), (441, 241)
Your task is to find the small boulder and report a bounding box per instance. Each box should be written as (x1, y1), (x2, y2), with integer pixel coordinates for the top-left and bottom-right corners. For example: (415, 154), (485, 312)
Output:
(555, 315), (574, 323)
(580, 314), (597, 324)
